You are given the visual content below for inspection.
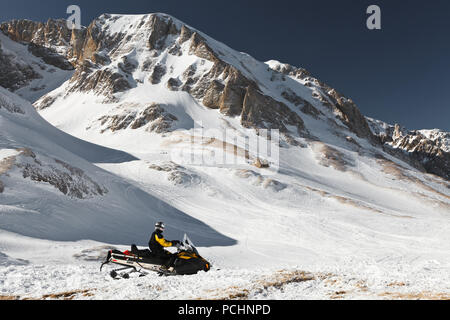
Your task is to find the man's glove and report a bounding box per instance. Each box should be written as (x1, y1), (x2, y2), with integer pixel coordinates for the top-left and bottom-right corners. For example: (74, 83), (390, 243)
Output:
(172, 240), (181, 246)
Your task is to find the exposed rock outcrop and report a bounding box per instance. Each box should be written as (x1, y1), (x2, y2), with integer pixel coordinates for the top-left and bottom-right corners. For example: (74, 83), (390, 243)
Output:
(325, 88), (375, 140)
(0, 40), (41, 91)
(234, 169), (287, 192)
(149, 161), (201, 187)
(147, 14), (178, 50)
(202, 80), (224, 109)
(20, 156), (108, 199)
(388, 126), (449, 180)
(27, 43), (74, 70)
(367, 119), (450, 180)
(1, 19), (73, 68)
(149, 64), (166, 84)
(281, 88), (322, 118)
(1, 147), (107, 199)
(0, 91), (25, 114)
(241, 85), (305, 134)
(0, 19), (72, 51)
(67, 60), (131, 101)
(98, 103), (177, 134)
(267, 61), (311, 81)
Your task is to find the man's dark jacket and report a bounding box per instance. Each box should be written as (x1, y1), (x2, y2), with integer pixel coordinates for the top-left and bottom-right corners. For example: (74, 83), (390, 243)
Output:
(149, 230), (175, 256)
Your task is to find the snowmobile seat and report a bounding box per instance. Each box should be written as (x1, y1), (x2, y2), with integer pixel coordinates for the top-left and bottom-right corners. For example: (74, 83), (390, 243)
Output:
(131, 244), (155, 258)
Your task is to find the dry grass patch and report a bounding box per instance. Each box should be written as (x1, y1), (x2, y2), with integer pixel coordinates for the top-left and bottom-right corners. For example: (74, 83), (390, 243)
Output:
(330, 290), (348, 299)
(0, 295), (20, 300)
(354, 280), (369, 292)
(209, 270), (315, 300)
(387, 282), (407, 288)
(0, 156), (16, 176)
(424, 174), (450, 189)
(14, 289), (95, 300)
(379, 291), (450, 300)
(312, 142), (353, 172)
(1, 289), (94, 300)
(162, 132), (251, 161)
(376, 156), (450, 201)
(0, 154), (17, 193)
(40, 289), (94, 300)
(303, 185), (412, 218)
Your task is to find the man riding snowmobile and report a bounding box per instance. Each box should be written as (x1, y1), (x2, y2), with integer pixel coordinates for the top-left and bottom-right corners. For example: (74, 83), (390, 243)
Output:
(148, 222), (181, 272)
(102, 227), (211, 278)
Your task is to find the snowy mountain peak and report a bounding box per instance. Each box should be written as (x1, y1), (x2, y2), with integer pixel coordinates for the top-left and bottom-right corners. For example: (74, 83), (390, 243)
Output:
(28, 12), (379, 146)
(1, 12), (448, 181)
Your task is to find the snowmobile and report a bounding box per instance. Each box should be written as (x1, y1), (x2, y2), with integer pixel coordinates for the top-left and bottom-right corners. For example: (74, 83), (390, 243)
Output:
(100, 234), (211, 278)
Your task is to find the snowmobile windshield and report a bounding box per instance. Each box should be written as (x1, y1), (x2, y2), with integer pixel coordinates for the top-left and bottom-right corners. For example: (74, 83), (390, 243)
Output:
(182, 234), (199, 255)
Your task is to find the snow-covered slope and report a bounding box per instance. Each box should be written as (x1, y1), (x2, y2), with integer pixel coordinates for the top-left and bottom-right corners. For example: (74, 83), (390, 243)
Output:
(0, 86), (232, 246)
(0, 13), (449, 299)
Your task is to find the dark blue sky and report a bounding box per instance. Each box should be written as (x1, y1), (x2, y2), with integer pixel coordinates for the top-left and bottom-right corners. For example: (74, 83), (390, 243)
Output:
(1, 0), (449, 130)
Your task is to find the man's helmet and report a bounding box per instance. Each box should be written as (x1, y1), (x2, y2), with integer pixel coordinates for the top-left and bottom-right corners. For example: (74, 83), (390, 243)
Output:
(155, 222), (165, 231)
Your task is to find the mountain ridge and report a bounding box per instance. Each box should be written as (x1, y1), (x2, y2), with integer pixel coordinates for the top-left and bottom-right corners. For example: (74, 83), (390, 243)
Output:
(0, 12), (448, 181)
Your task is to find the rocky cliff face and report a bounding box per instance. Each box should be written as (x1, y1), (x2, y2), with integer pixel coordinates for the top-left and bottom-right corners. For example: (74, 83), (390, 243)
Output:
(0, 21), (74, 101)
(0, 19), (74, 69)
(0, 19), (71, 49)
(367, 118), (450, 180)
(0, 39), (41, 90)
